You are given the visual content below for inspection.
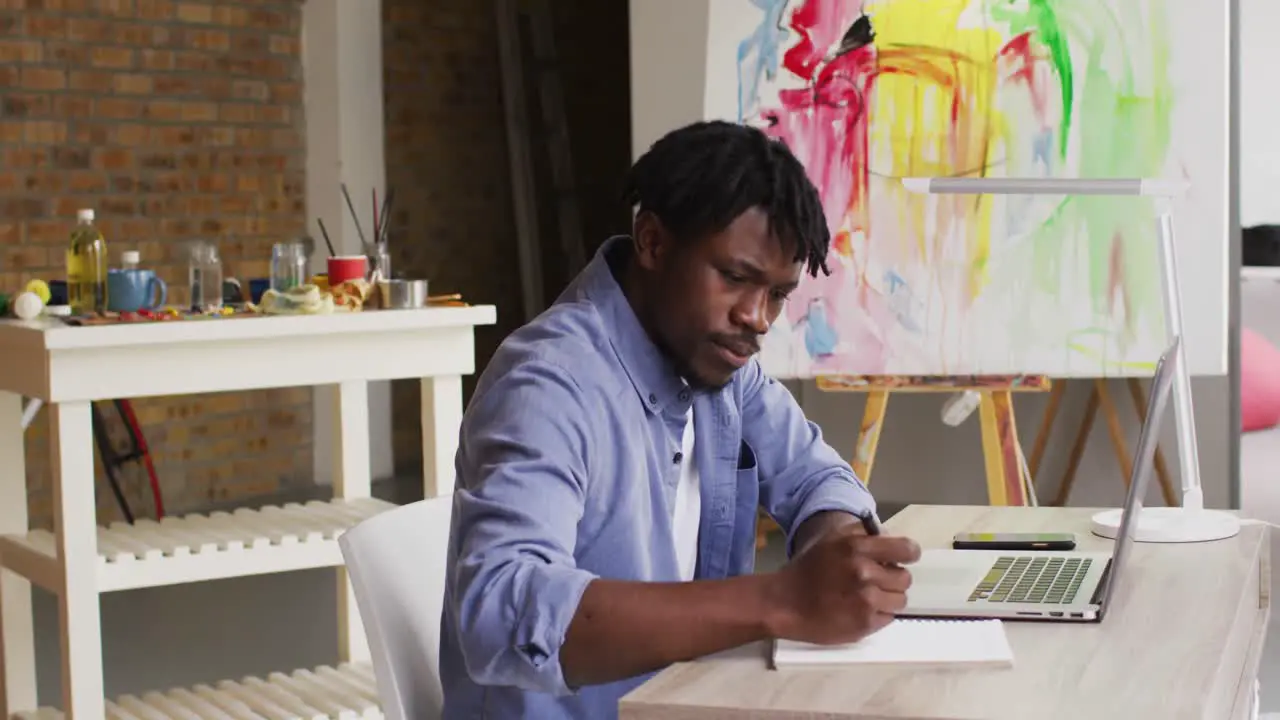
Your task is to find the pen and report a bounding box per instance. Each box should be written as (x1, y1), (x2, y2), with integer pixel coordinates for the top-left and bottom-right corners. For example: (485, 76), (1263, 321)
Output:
(859, 511), (905, 575)
(858, 511), (882, 537)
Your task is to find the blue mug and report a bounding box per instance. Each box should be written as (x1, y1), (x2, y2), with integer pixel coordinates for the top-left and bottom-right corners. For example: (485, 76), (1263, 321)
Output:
(48, 279), (67, 306)
(107, 268), (167, 312)
(249, 277), (270, 304)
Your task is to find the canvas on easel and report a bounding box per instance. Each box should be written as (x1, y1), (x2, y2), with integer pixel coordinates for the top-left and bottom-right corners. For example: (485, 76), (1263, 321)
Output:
(697, 0), (1229, 380)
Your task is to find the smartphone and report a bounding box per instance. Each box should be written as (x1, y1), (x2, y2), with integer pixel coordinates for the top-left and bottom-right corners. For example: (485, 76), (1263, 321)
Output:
(951, 532), (1076, 551)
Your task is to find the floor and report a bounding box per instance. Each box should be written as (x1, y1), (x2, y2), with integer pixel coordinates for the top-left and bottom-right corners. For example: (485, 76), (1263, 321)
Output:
(24, 477), (1277, 712)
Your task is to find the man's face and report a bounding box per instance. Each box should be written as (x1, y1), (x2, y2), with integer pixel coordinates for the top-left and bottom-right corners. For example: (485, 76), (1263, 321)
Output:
(634, 208), (803, 388)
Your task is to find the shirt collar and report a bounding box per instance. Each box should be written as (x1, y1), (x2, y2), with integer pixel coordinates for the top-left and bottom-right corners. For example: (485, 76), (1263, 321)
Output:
(573, 236), (692, 415)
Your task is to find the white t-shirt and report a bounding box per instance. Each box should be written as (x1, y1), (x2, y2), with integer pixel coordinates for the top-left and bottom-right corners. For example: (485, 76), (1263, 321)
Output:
(672, 408), (701, 581)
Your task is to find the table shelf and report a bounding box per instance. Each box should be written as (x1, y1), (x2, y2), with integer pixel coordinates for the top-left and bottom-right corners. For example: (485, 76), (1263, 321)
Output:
(9, 662), (382, 720)
(0, 498), (396, 593)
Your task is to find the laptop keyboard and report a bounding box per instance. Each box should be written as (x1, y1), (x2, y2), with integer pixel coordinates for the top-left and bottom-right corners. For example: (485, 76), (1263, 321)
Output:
(966, 556), (1093, 604)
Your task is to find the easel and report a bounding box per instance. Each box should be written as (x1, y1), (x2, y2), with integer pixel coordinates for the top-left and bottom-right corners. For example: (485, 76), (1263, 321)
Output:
(756, 374), (1051, 548)
(1028, 379), (1178, 507)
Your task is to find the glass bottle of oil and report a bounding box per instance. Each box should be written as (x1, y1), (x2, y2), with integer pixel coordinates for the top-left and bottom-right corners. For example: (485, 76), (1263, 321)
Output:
(66, 208), (108, 314)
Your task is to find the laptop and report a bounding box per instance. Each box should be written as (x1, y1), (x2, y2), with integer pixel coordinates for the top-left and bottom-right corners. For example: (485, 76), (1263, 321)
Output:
(900, 337), (1179, 623)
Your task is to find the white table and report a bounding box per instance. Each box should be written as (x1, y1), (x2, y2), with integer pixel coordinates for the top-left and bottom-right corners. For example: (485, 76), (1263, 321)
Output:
(621, 505), (1271, 720)
(0, 307), (494, 718)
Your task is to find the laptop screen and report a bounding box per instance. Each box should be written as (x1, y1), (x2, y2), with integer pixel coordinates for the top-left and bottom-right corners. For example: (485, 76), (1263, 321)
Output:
(1095, 337), (1180, 611)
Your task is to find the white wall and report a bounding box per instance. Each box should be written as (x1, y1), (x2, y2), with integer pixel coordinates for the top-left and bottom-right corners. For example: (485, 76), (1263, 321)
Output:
(1240, 0), (1280, 227)
(628, 0), (710, 161)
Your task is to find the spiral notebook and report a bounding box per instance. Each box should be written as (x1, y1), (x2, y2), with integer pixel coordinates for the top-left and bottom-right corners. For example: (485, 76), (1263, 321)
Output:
(772, 619), (1014, 669)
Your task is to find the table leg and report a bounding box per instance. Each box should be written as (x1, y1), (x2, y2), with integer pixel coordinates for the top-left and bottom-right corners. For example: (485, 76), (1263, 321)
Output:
(332, 381), (371, 665)
(0, 392), (36, 714)
(421, 376), (462, 498)
(51, 402), (103, 718)
(978, 391), (1028, 506)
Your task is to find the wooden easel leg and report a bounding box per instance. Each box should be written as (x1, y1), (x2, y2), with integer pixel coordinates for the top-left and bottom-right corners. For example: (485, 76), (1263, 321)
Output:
(978, 391), (1028, 506)
(1054, 384), (1099, 506)
(755, 518), (773, 550)
(1028, 381), (1066, 480)
(1095, 379), (1134, 488)
(1125, 378), (1178, 506)
(853, 390), (889, 484)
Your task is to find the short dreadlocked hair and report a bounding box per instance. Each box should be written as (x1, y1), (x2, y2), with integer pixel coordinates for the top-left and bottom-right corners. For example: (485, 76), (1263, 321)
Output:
(621, 120), (831, 277)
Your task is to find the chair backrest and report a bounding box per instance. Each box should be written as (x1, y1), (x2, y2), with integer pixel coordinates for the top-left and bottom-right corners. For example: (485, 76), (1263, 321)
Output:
(338, 495), (453, 720)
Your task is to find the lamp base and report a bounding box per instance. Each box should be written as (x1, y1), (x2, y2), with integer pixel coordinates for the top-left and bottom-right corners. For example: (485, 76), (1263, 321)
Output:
(1090, 507), (1241, 543)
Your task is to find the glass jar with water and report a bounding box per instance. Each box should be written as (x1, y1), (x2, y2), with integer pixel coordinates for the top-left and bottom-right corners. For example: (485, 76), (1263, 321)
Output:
(270, 241), (308, 291)
(188, 241), (223, 312)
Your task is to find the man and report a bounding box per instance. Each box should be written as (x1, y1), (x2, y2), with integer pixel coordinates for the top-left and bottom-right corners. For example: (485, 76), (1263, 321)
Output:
(440, 120), (921, 718)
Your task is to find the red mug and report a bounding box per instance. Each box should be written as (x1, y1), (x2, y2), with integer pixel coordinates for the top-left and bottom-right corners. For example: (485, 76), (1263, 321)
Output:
(327, 255), (367, 285)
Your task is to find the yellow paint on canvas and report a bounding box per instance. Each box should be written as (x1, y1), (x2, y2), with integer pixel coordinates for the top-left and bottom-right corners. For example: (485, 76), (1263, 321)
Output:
(863, 0), (1006, 300)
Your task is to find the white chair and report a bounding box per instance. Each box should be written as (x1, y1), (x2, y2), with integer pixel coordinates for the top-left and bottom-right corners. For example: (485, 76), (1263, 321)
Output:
(338, 495), (454, 720)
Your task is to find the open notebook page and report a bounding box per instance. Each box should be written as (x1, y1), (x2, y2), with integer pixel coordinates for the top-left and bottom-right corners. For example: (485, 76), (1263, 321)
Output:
(773, 619), (1014, 669)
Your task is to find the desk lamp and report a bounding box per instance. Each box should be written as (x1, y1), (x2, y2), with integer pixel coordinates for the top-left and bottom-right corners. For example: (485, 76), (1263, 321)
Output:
(901, 177), (1239, 543)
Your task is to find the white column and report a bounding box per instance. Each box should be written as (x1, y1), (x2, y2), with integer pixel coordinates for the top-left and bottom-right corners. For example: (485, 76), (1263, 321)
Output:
(0, 392), (35, 715)
(629, 0), (712, 160)
(303, 0), (393, 488)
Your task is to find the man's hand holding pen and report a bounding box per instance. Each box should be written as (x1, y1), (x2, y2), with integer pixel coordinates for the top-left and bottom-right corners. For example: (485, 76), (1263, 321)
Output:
(766, 512), (921, 645)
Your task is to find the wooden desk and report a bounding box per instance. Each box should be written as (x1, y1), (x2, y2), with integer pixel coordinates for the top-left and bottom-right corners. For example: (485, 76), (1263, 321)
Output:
(620, 505), (1271, 720)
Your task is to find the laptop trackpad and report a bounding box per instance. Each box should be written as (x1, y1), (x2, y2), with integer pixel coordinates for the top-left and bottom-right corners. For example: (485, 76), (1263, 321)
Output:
(905, 550), (994, 604)
(913, 565), (977, 586)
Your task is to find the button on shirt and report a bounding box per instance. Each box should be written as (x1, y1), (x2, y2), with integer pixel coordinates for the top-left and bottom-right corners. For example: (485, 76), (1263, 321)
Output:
(440, 236), (876, 719)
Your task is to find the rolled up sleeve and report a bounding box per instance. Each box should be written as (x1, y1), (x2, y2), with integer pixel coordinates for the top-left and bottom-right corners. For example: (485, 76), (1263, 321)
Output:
(450, 359), (598, 696)
(739, 359), (876, 556)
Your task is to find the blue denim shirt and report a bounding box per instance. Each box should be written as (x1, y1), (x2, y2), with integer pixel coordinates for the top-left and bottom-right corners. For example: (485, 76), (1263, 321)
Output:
(440, 237), (875, 719)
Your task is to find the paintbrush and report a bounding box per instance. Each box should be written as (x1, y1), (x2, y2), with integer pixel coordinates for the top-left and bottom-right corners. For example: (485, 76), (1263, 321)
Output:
(340, 183), (369, 251)
(378, 188), (395, 245)
(316, 218), (337, 257)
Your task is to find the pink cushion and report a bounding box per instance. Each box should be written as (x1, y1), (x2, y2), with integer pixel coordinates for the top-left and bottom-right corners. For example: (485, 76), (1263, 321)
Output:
(1241, 328), (1280, 432)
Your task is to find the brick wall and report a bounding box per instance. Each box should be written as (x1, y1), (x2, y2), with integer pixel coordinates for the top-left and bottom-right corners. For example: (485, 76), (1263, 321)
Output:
(381, 0), (631, 476)
(0, 0), (310, 528)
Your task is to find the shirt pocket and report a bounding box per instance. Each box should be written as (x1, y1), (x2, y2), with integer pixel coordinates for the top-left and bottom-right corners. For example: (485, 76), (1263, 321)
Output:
(737, 439), (757, 470)
(733, 440), (761, 573)
(735, 442), (759, 523)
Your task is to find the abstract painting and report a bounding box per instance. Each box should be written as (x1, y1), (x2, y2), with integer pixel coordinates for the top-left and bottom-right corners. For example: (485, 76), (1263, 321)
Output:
(708, 0), (1225, 378)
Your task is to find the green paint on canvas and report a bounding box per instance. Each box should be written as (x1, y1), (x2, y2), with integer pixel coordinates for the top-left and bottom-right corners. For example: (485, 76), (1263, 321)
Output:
(1005, 0), (1172, 354)
(991, 0), (1074, 159)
